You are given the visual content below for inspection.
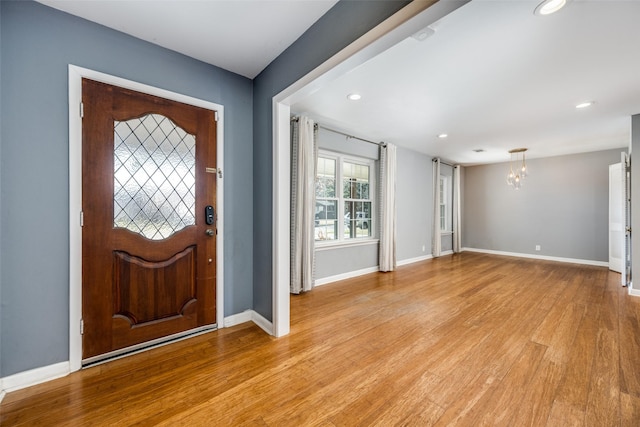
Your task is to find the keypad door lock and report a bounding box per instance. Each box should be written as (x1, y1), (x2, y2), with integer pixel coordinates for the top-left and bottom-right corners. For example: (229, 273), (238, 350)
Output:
(205, 205), (215, 225)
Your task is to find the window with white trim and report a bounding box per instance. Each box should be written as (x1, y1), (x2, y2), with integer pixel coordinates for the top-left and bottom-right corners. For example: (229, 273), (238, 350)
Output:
(315, 151), (375, 242)
(439, 175), (451, 232)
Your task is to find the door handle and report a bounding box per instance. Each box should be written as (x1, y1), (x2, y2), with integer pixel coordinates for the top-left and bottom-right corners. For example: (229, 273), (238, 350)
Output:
(205, 229), (215, 236)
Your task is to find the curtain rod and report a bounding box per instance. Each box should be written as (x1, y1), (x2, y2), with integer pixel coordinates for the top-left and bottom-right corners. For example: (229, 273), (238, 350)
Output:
(432, 158), (455, 168)
(291, 116), (386, 148)
(318, 125), (386, 148)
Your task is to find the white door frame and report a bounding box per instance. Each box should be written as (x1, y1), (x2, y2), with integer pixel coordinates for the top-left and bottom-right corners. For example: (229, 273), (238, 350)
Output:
(68, 65), (225, 372)
(270, 1), (470, 336)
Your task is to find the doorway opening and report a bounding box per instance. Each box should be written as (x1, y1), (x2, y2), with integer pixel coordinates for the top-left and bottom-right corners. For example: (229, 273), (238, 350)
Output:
(270, 1), (469, 336)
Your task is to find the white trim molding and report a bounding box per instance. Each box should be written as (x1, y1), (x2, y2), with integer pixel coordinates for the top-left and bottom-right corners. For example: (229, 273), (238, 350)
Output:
(315, 239), (379, 252)
(2, 362), (69, 394)
(68, 65), (225, 372)
(0, 379), (5, 404)
(224, 310), (253, 327)
(315, 266), (380, 287)
(397, 254), (433, 267)
(224, 310), (274, 335)
(629, 285), (640, 297)
(251, 311), (274, 335)
(462, 247), (609, 267)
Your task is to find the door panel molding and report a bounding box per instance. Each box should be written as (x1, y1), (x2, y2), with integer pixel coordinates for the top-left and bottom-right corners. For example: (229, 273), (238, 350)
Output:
(68, 65), (224, 372)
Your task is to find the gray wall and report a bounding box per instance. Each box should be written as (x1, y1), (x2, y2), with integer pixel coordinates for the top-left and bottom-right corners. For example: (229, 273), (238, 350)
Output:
(316, 245), (379, 278)
(463, 149), (625, 261)
(252, 1), (411, 319)
(396, 147), (433, 262)
(0, 1), (253, 376)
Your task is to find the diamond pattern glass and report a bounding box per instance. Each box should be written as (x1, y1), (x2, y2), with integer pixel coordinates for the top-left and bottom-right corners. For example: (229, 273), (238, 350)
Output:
(114, 114), (196, 240)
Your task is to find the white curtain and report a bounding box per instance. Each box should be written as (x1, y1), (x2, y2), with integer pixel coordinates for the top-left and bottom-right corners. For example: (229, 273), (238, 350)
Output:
(290, 116), (317, 294)
(453, 165), (462, 253)
(379, 143), (397, 272)
(432, 158), (442, 257)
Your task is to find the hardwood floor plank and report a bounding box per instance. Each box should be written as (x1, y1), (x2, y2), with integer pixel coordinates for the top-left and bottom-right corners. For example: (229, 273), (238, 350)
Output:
(454, 341), (548, 426)
(621, 392), (640, 427)
(430, 371), (498, 426)
(510, 357), (565, 427)
(619, 277), (640, 397)
(553, 298), (599, 411)
(585, 285), (621, 426)
(2, 253), (639, 426)
(546, 400), (585, 426)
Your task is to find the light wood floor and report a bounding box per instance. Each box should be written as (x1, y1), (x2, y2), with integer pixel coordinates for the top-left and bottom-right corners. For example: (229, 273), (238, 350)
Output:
(2, 252), (640, 426)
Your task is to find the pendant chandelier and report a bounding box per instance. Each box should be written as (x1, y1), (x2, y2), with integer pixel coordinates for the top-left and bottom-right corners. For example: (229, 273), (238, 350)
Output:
(506, 148), (528, 189)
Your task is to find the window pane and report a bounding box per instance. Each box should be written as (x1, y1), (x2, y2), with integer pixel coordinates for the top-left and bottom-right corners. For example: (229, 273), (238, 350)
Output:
(316, 157), (336, 198)
(315, 200), (338, 241)
(343, 161), (370, 200)
(315, 200), (337, 221)
(315, 221), (337, 241)
(344, 201), (371, 239)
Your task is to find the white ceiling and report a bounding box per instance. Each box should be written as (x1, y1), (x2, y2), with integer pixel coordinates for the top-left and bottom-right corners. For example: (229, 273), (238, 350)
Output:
(36, 0), (338, 79)
(37, 0), (640, 165)
(293, 0), (640, 165)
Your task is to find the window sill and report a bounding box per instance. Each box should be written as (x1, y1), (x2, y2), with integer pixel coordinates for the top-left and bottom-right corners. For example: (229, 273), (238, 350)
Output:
(315, 238), (379, 252)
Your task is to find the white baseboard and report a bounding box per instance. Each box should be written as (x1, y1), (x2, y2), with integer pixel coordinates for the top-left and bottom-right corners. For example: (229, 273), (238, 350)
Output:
(314, 266), (380, 286)
(224, 310), (253, 327)
(224, 310), (274, 336)
(2, 362), (69, 394)
(629, 284), (640, 297)
(0, 379), (4, 404)
(251, 310), (274, 335)
(462, 247), (609, 267)
(397, 254), (433, 266)
(313, 252), (456, 284)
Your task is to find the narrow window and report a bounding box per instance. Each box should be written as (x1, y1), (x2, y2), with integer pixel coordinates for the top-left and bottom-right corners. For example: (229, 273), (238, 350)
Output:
(440, 175), (449, 232)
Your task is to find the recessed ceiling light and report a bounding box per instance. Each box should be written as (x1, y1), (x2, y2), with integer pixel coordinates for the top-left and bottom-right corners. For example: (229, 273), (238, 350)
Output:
(438, 133), (448, 139)
(576, 101), (594, 109)
(347, 93), (361, 101)
(534, 0), (568, 16)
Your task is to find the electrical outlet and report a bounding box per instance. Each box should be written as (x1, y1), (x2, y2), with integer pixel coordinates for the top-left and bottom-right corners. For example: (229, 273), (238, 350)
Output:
(422, 245), (426, 252)
(535, 245), (541, 251)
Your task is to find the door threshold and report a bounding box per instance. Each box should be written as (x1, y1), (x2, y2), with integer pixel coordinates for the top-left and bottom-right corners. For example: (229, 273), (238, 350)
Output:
(82, 325), (217, 368)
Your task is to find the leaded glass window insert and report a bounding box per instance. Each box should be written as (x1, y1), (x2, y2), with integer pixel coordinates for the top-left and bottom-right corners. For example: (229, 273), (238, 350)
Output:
(114, 114), (196, 240)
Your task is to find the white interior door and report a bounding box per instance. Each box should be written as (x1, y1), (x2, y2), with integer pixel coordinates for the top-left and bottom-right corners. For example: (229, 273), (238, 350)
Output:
(609, 162), (624, 273)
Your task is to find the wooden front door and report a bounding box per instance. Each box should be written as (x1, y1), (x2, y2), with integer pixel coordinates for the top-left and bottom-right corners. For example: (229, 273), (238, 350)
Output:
(82, 78), (217, 361)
